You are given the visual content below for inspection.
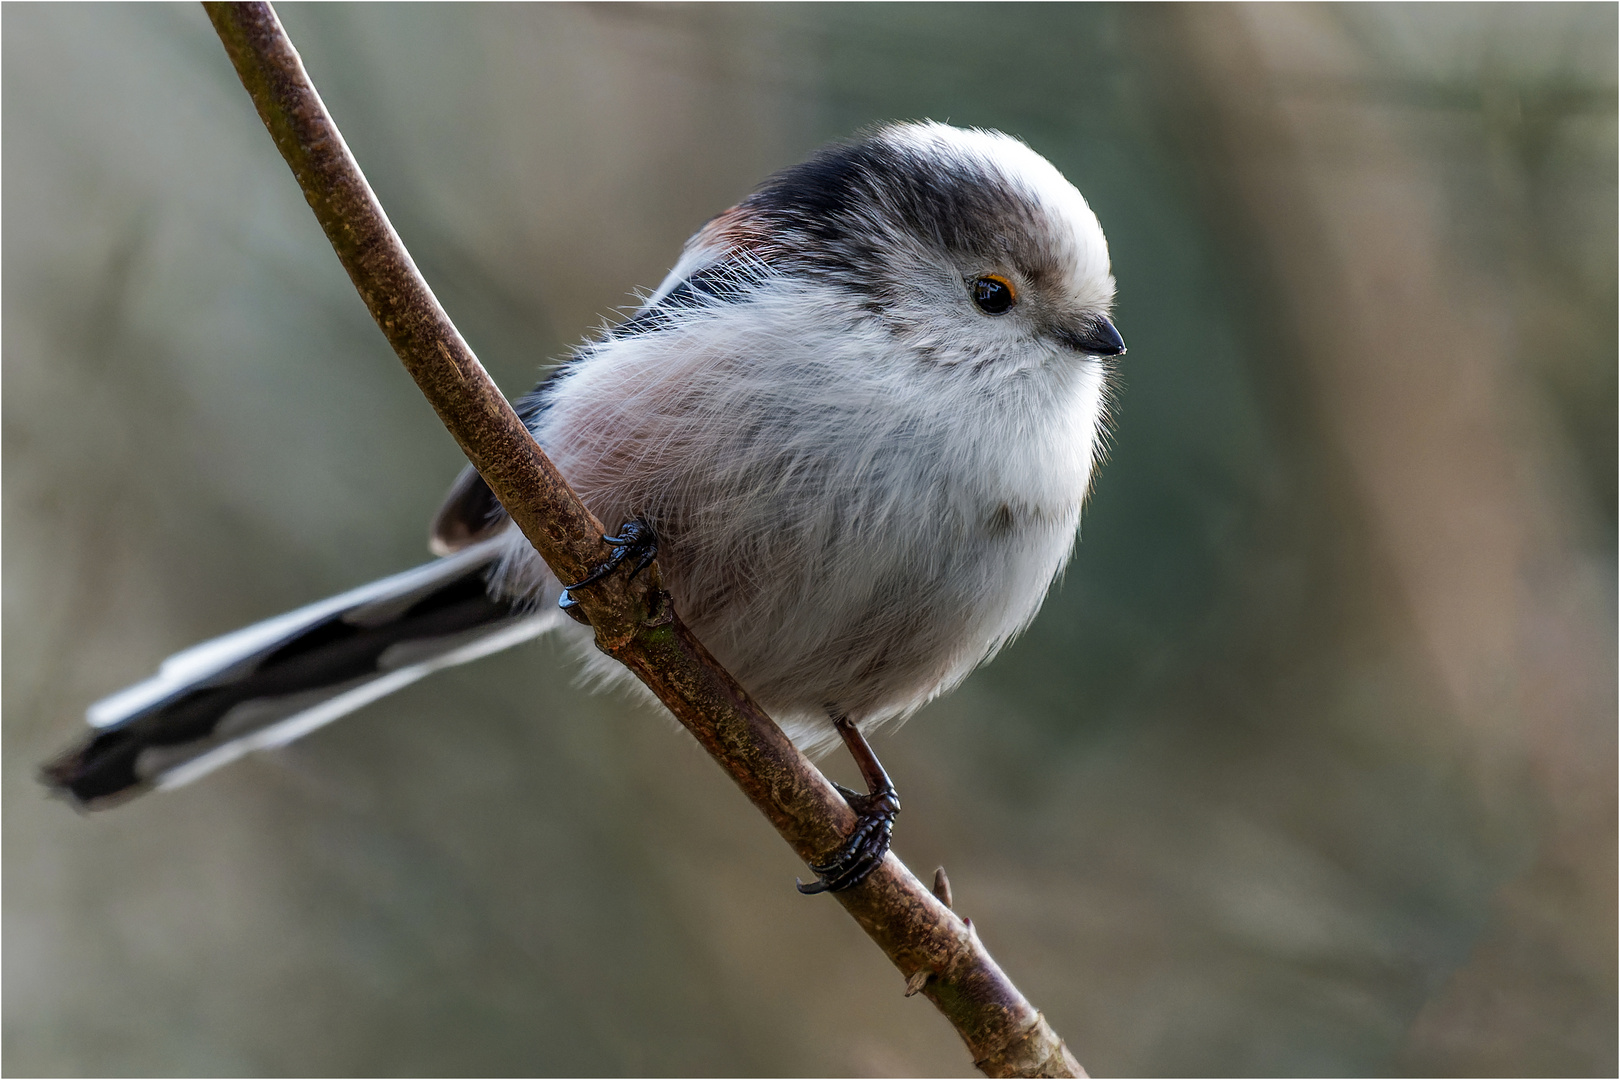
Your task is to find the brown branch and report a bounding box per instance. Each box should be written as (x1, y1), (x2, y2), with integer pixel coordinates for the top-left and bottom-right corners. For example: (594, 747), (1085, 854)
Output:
(202, 4), (1083, 1075)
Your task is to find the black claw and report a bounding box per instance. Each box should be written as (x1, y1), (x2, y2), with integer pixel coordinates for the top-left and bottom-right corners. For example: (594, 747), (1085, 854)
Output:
(556, 590), (591, 625)
(831, 781), (864, 803)
(558, 518), (659, 613)
(796, 792), (899, 893)
(798, 715), (901, 895)
(628, 546), (658, 580)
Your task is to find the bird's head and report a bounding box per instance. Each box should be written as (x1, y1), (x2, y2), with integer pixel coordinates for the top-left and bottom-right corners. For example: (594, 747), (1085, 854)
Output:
(667, 121), (1123, 374)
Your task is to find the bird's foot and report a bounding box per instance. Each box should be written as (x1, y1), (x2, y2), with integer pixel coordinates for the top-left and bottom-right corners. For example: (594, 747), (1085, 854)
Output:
(558, 518), (659, 617)
(797, 780), (900, 894)
(798, 714), (900, 895)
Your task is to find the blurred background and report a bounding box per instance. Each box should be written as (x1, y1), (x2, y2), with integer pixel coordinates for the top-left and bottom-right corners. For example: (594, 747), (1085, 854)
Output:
(5, 4), (1614, 1075)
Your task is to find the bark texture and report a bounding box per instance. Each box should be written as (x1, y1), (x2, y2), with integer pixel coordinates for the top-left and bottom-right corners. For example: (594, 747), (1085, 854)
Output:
(203, 5), (1083, 1074)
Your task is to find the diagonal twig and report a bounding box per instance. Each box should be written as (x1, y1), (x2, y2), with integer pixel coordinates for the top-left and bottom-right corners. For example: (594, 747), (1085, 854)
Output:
(202, 4), (1083, 1075)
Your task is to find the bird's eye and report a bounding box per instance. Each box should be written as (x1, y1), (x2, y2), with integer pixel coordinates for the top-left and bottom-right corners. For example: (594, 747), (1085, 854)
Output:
(971, 275), (1016, 315)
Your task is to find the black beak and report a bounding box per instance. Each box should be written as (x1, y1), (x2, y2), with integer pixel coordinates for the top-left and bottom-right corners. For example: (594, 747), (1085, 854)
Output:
(1058, 314), (1126, 357)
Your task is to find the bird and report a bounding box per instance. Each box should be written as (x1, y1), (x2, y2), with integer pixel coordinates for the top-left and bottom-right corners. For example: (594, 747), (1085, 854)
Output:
(43, 121), (1124, 893)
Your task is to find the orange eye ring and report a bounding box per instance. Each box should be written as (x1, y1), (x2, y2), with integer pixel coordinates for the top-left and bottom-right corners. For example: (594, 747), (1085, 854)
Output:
(971, 274), (1017, 315)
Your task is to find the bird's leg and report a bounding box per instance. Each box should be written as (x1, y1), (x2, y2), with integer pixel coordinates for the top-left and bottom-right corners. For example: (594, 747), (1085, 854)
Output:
(557, 518), (659, 618)
(797, 713), (901, 895)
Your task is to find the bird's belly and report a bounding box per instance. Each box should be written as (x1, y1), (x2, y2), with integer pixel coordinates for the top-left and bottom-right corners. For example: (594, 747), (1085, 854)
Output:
(531, 330), (1107, 752)
(668, 498), (1077, 733)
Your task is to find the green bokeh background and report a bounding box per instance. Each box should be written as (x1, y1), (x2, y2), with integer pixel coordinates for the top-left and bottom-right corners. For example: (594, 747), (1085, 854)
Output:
(6, 4), (1614, 1075)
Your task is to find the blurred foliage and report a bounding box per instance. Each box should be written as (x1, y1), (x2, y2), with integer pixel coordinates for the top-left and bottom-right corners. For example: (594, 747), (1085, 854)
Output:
(5, 4), (1614, 1076)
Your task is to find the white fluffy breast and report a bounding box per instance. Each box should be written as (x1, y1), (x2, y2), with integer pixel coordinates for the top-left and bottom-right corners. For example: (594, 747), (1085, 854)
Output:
(522, 276), (1110, 755)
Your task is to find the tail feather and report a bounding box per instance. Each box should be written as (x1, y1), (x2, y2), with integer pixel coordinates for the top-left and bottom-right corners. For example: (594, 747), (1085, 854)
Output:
(45, 538), (561, 807)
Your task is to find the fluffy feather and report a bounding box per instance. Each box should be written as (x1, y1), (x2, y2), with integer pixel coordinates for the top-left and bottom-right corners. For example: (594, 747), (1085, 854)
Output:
(49, 120), (1121, 797)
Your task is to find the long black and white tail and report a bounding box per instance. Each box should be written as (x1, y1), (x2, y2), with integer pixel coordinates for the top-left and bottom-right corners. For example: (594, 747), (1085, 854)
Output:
(44, 539), (560, 807)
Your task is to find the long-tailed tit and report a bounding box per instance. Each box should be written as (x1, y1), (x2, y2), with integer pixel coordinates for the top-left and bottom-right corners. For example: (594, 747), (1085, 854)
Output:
(46, 121), (1124, 893)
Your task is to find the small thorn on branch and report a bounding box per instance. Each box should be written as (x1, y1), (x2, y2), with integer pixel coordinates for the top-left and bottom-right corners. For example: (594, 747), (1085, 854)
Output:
(932, 866), (953, 909)
(905, 969), (932, 997)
